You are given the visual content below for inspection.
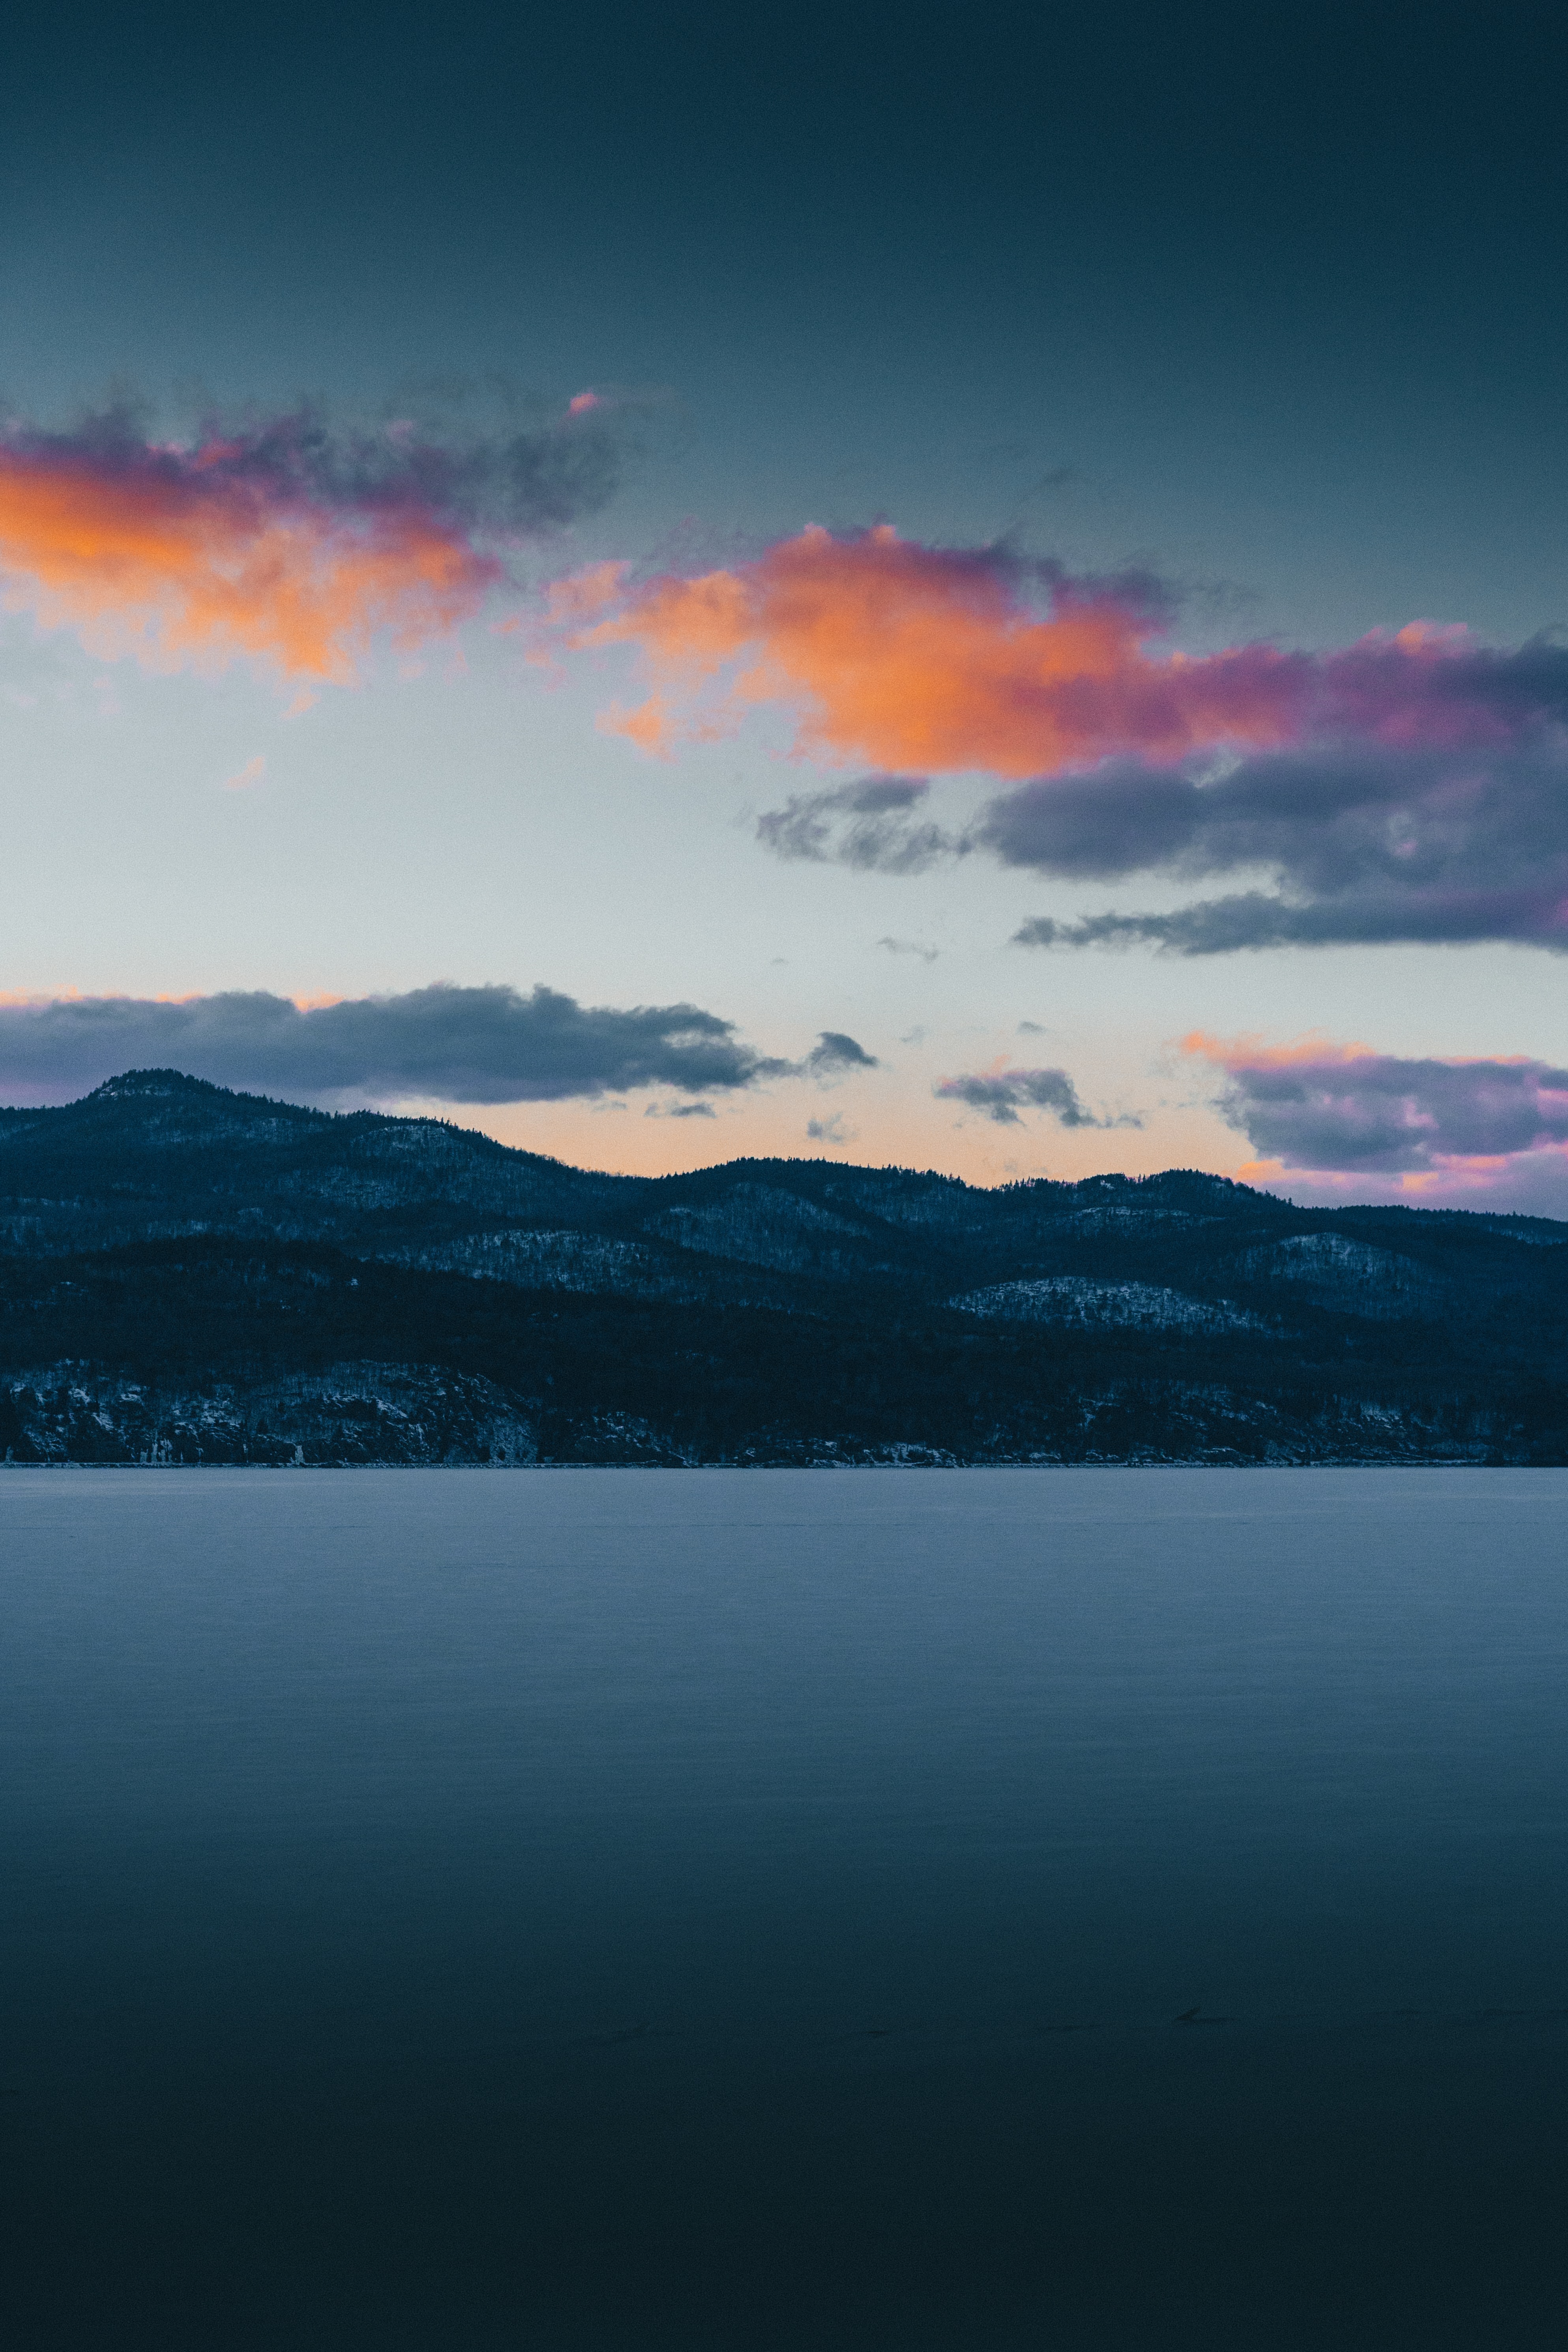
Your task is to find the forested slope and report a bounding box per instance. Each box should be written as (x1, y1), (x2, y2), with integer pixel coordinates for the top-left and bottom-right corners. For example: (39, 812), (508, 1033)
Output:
(2, 1070), (1564, 1464)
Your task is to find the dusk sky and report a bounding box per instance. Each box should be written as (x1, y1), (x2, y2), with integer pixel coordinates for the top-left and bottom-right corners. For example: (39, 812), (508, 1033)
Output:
(4, 0), (1568, 1207)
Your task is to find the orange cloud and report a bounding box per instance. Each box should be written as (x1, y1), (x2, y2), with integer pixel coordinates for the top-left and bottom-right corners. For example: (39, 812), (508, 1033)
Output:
(0, 448), (498, 683)
(562, 525), (1310, 776)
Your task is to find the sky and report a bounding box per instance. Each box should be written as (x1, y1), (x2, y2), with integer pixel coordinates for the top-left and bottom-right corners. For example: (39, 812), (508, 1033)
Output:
(3, 0), (1568, 1208)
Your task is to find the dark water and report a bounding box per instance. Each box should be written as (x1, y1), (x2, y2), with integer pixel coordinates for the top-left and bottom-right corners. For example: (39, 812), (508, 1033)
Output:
(2, 1469), (1566, 2348)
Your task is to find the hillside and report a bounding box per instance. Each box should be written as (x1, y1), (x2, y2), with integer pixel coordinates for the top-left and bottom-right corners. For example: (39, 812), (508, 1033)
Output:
(2, 1069), (1564, 1464)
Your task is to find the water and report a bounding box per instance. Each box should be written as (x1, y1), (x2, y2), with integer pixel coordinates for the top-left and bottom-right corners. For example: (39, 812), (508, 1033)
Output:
(2, 1467), (1566, 2348)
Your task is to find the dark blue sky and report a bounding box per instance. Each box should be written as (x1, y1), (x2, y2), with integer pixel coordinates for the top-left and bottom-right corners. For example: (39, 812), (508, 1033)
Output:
(6, 1), (1566, 633)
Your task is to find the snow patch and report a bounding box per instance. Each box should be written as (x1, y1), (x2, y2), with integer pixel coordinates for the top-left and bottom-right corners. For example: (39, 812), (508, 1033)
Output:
(948, 1278), (1266, 1334)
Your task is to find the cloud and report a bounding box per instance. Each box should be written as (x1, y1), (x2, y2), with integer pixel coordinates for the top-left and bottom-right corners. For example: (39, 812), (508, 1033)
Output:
(645, 1098), (716, 1118)
(995, 737), (1568, 952)
(543, 522), (1568, 958)
(0, 396), (620, 684)
(556, 526), (1305, 774)
(876, 935), (940, 962)
(803, 1030), (879, 1075)
(806, 1113), (854, 1146)
(223, 754), (266, 791)
(1191, 1033), (1568, 1169)
(0, 982), (801, 1108)
(757, 776), (962, 874)
(1187, 1032), (1568, 1211)
(933, 1064), (1131, 1128)
(555, 527), (1568, 782)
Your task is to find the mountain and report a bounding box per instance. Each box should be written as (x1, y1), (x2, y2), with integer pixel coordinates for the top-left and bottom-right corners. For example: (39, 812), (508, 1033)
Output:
(2, 1068), (1565, 1466)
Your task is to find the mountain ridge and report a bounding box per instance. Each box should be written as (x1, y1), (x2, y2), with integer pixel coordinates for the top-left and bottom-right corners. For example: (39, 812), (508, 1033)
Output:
(2, 1069), (1564, 1466)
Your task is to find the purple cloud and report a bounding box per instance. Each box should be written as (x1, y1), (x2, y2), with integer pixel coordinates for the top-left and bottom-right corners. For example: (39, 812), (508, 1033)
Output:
(997, 735), (1568, 953)
(1189, 1034), (1568, 1212)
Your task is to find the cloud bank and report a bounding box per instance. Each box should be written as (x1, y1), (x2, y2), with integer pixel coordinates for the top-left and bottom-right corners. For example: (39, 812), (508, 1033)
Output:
(998, 739), (1568, 952)
(0, 984), (871, 1108)
(1191, 1033), (1568, 1211)
(558, 525), (1568, 955)
(0, 399), (618, 684)
(762, 737), (1568, 960)
(933, 1064), (1128, 1129)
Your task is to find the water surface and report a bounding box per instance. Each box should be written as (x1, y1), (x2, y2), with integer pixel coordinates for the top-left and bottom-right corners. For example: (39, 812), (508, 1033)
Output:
(3, 1467), (1566, 2346)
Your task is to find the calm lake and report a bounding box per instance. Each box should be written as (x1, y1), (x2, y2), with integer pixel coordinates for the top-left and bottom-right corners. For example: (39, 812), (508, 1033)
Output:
(3, 1467), (1566, 2347)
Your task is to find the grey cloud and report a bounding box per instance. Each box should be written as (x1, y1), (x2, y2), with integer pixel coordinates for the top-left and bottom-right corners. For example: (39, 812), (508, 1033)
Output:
(806, 1114), (854, 1146)
(933, 1066), (1134, 1129)
(0, 984), (797, 1108)
(981, 760), (1208, 880)
(991, 740), (1568, 953)
(1211, 1051), (1568, 1173)
(757, 777), (963, 875)
(742, 627), (1568, 956)
(3, 393), (624, 538)
(876, 936), (940, 962)
(645, 1100), (717, 1119)
(1013, 897), (1377, 954)
(803, 1031), (879, 1075)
